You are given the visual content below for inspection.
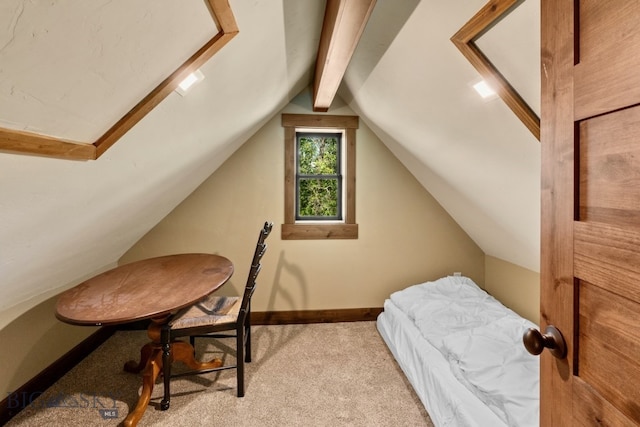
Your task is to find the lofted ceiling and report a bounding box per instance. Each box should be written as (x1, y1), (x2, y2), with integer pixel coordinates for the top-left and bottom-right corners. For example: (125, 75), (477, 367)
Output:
(0, 0), (540, 317)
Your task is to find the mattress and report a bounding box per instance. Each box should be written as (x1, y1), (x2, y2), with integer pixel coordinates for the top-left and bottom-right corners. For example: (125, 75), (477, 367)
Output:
(377, 276), (539, 427)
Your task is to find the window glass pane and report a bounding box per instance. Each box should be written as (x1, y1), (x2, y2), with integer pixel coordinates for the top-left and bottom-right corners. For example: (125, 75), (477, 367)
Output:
(298, 134), (339, 175)
(298, 178), (339, 218)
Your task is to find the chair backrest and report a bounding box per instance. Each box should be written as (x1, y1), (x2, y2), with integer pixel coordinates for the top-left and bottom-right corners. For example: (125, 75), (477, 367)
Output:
(239, 222), (273, 317)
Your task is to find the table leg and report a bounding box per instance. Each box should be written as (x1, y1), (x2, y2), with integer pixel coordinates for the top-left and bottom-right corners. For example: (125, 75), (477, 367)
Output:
(170, 340), (224, 371)
(121, 320), (166, 427)
(121, 330), (223, 426)
(123, 342), (154, 374)
(123, 346), (162, 427)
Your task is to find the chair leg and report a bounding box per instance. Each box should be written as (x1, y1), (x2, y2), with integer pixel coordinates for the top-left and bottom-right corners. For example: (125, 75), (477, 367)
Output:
(245, 312), (252, 363)
(236, 326), (245, 397)
(160, 338), (171, 410)
(189, 335), (198, 361)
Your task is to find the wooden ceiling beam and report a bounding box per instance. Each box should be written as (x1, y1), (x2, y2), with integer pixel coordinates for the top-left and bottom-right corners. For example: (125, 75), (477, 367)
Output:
(313, 0), (376, 112)
(0, 128), (96, 160)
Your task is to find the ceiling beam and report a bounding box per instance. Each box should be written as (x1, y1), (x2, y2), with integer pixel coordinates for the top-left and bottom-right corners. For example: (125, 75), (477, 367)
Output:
(313, 0), (376, 112)
(0, 128), (96, 160)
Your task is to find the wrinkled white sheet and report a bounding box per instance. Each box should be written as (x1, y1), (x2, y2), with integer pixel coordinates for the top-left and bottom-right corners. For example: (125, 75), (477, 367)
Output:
(377, 299), (506, 427)
(379, 276), (539, 427)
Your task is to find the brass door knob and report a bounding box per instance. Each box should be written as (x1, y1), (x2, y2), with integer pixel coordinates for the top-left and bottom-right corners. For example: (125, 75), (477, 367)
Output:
(523, 325), (567, 359)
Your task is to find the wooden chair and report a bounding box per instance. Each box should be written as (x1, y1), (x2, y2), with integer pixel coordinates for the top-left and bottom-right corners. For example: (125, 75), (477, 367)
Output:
(160, 221), (273, 409)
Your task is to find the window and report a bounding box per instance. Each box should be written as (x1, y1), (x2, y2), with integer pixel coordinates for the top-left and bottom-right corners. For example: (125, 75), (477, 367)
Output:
(282, 114), (358, 240)
(296, 132), (342, 220)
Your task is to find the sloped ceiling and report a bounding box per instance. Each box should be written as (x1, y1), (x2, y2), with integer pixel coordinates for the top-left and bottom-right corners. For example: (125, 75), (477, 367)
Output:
(342, 0), (540, 270)
(0, 0), (540, 315)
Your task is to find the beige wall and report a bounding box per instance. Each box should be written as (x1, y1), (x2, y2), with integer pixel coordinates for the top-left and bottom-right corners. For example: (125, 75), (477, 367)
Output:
(120, 93), (486, 312)
(0, 295), (98, 398)
(0, 263), (114, 398)
(484, 255), (540, 324)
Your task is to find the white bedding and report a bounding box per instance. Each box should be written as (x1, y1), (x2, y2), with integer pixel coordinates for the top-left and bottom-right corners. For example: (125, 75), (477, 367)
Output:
(377, 276), (539, 427)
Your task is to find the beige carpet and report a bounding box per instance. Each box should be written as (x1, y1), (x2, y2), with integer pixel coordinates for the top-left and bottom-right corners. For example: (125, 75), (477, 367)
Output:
(7, 322), (433, 426)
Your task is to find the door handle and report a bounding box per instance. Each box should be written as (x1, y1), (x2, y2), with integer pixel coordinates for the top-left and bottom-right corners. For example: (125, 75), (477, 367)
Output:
(523, 325), (567, 359)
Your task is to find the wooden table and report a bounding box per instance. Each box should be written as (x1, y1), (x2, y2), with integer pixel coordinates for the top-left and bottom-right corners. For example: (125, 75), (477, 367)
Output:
(56, 253), (234, 427)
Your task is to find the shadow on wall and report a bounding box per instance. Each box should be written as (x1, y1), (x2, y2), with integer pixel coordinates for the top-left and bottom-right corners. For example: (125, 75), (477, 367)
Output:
(265, 251), (309, 312)
(252, 251), (311, 368)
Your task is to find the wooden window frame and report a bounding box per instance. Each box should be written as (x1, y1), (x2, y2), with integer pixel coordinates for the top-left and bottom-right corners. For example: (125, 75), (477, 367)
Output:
(282, 113), (358, 240)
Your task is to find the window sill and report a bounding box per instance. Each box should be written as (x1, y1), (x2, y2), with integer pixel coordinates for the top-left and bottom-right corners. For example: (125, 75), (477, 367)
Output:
(281, 223), (358, 240)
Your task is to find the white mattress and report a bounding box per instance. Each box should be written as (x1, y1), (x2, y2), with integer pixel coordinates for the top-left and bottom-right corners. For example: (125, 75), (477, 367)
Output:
(377, 276), (539, 427)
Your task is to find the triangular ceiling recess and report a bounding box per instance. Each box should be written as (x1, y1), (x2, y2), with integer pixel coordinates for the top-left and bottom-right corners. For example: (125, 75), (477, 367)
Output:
(451, 0), (540, 140)
(0, 0), (238, 160)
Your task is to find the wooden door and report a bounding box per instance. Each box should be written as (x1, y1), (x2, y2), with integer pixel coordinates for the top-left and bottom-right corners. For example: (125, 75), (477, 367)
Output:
(540, 0), (640, 425)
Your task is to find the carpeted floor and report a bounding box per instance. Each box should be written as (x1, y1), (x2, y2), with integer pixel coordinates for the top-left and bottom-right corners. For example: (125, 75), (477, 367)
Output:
(6, 322), (433, 426)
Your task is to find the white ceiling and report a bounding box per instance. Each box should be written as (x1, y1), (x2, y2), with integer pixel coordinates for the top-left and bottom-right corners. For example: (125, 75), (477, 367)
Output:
(0, 0), (540, 315)
(0, 0), (217, 141)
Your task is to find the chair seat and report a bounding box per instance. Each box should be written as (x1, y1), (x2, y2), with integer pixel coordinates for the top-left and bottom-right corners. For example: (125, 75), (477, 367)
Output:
(170, 295), (240, 329)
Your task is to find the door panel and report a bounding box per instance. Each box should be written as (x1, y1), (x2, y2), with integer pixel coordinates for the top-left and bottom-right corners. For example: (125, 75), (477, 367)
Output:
(573, 379), (638, 426)
(579, 107), (640, 227)
(578, 281), (640, 422)
(574, 221), (640, 304)
(542, 0), (640, 425)
(574, 1), (640, 120)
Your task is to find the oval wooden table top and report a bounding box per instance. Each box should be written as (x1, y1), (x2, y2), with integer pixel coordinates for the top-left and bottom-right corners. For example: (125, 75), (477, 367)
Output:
(56, 253), (234, 326)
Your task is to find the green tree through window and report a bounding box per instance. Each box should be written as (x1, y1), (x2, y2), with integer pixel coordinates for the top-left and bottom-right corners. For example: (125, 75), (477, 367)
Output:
(281, 113), (358, 240)
(296, 133), (342, 219)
